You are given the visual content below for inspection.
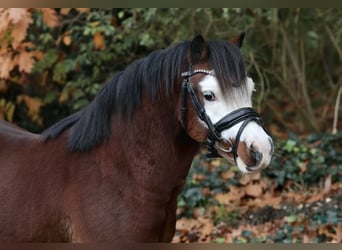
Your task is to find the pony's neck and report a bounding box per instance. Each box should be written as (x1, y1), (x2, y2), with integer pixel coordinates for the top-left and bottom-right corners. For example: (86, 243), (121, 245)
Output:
(53, 86), (199, 242)
(106, 95), (199, 193)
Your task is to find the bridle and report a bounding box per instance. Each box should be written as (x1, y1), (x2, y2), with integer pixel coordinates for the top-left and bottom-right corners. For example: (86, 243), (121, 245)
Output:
(181, 68), (265, 163)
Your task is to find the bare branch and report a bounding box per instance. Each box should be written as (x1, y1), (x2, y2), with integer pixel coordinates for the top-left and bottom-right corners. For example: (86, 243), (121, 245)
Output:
(332, 85), (342, 134)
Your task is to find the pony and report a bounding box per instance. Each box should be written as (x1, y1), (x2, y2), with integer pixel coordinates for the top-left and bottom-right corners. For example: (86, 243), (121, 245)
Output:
(0, 33), (273, 242)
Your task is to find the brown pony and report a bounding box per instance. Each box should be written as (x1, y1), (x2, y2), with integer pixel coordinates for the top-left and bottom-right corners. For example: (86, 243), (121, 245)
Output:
(0, 34), (273, 242)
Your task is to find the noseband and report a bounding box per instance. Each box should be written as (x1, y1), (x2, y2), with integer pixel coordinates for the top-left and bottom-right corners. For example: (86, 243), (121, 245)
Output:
(181, 68), (265, 162)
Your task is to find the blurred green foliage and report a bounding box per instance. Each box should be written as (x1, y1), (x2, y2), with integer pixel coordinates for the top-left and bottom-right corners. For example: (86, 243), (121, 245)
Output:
(178, 133), (342, 242)
(179, 132), (342, 215)
(1, 8), (341, 134)
(267, 133), (342, 187)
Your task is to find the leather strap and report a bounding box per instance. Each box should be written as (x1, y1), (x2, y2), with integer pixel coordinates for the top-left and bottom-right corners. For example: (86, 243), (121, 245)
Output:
(180, 69), (266, 163)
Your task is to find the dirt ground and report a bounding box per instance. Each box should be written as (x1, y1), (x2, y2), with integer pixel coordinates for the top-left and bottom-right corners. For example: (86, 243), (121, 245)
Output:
(173, 185), (342, 243)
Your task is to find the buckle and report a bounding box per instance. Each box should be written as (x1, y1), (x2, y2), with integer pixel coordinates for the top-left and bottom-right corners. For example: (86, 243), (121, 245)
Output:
(217, 138), (233, 153)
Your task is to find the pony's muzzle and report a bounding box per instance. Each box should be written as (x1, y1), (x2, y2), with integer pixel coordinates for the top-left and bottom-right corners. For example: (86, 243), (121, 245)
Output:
(249, 145), (263, 166)
(246, 138), (274, 172)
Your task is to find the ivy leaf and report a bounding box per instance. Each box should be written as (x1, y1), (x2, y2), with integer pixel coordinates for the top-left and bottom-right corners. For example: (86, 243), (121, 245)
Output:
(285, 214), (297, 223)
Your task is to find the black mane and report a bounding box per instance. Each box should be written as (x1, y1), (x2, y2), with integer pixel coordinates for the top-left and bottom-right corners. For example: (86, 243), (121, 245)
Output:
(42, 39), (247, 151)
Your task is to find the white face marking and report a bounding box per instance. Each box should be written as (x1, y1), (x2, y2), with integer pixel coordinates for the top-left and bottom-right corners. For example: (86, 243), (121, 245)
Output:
(199, 75), (273, 173)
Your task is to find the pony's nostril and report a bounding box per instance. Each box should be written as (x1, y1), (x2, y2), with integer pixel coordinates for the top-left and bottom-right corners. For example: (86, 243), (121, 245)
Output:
(255, 151), (263, 164)
(250, 148), (263, 166)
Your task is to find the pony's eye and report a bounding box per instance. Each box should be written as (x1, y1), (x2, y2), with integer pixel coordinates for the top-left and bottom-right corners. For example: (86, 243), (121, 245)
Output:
(203, 91), (215, 101)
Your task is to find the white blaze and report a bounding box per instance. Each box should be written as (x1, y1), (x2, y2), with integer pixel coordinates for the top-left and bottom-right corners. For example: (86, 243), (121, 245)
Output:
(199, 76), (273, 173)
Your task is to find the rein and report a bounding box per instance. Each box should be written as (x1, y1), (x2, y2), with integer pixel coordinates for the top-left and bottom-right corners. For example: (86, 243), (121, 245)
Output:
(181, 69), (265, 162)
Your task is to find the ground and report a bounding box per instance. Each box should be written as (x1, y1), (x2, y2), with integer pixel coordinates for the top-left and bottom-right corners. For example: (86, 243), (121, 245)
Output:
(172, 157), (342, 243)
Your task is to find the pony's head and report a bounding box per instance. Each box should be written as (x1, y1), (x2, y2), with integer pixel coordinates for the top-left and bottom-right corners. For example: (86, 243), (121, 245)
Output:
(179, 33), (273, 173)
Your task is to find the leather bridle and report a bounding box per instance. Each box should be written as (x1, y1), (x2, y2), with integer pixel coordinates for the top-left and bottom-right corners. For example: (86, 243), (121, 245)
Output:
(181, 68), (265, 163)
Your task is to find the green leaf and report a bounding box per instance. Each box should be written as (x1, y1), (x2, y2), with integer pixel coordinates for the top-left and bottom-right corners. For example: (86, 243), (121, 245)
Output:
(286, 214), (297, 223)
(32, 49), (58, 73)
(214, 237), (225, 243)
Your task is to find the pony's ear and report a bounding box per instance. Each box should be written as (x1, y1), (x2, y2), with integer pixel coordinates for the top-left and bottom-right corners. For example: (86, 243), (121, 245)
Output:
(230, 32), (246, 48)
(188, 35), (208, 65)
